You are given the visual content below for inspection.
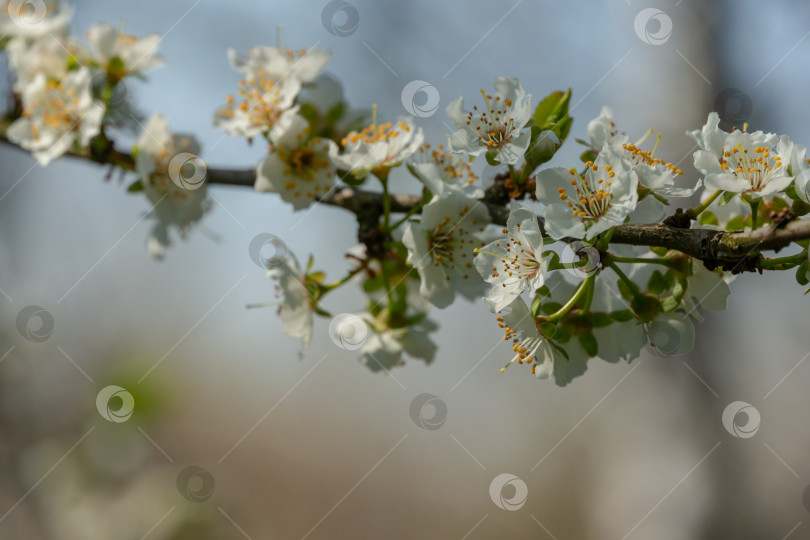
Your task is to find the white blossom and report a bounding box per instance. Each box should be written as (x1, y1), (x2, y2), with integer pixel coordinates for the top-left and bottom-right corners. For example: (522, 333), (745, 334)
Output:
(227, 45), (331, 84)
(535, 148), (638, 240)
(0, 0), (71, 41)
(690, 112), (793, 199)
(266, 253), (314, 359)
(7, 68), (104, 165)
(85, 22), (163, 77)
(410, 142), (482, 197)
(358, 318), (437, 372)
(214, 67), (301, 139)
(402, 188), (490, 308)
(446, 76), (532, 165)
(134, 112), (210, 257)
(330, 116), (423, 177)
(255, 109), (337, 210)
(474, 201), (546, 312)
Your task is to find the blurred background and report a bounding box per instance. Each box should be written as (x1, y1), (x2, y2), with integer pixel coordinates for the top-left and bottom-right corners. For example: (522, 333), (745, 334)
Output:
(2, 0), (810, 538)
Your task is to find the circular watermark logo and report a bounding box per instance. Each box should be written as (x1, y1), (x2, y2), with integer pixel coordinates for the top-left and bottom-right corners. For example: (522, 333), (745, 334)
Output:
(802, 485), (810, 513)
(16, 305), (54, 342)
(715, 88), (753, 128)
(7, 0), (47, 30)
(401, 80), (440, 118)
(321, 0), (359, 37)
(409, 393), (447, 431)
(489, 473), (528, 511)
(96, 385), (135, 423)
(329, 314), (368, 350)
(177, 465), (215, 503)
(167, 152), (207, 190)
(722, 401), (760, 439)
(248, 233), (289, 270)
(634, 8), (673, 46)
(560, 241), (600, 278)
(645, 316), (692, 357)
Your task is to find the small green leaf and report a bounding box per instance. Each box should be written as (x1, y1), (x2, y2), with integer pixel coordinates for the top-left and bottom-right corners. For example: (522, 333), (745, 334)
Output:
(650, 246), (668, 257)
(610, 309), (635, 322)
(590, 312), (612, 328)
(485, 150), (500, 166)
(326, 102), (345, 124)
(699, 211), (719, 226)
(536, 285), (552, 298)
(578, 332), (598, 357)
(539, 322), (557, 339)
(647, 270), (668, 295)
(531, 295), (543, 317)
(127, 180), (144, 193)
(617, 279), (635, 301)
(540, 301), (563, 315)
(579, 150), (598, 163)
(717, 191), (736, 207)
(792, 199), (810, 217)
(726, 214), (746, 231)
(532, 89), (571, 128)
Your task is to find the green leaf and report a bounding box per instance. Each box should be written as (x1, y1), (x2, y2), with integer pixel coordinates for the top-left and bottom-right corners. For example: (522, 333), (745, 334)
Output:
(539, 322), (557, 339)
(485, 150), (500, 166)
(616, 278), (635, 301)
(717, 191), (736, 207)
(579, 150), (598, 163)
(531, 295), (543, 317)
(660, 275), (688, 312)
(578, 332), (598, 357)
(792, 199), (810, 217)
(127, 180), (144, 193)
(540, 301), (563, 315)
(610, 309), (635, 322)
(326, 102), (345, 124)
(726, 214), (746, 231)
(298, 102), (319, 123)
(536, 285), (552, 298)
(650, 246), (668, 257)
(699, 211), (719, 226)
(590, 312), (612, 328)
(647, 270), (668, 295)
(532, 89), (571, 128)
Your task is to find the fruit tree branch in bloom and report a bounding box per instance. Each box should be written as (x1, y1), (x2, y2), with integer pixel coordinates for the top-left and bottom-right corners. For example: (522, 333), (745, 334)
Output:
(1, 128), (806, 270)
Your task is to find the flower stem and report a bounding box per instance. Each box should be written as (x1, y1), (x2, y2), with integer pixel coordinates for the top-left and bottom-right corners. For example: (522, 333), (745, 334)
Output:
(608, 260), (642, 297)
(379, 172), (391, 231)
(686, 190), (722, 220)
(546, 274), (595, 323)
(321, 266), (365, 293)
(759, 250), (807, 270)
(750, 200), (760, 230)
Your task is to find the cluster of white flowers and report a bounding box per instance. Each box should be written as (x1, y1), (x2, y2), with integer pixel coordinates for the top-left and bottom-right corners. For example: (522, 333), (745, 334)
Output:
(6, 11), (810, 387)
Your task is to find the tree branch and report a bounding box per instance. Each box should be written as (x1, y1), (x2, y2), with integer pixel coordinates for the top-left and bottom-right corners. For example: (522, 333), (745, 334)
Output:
(1, 131), (808, 270)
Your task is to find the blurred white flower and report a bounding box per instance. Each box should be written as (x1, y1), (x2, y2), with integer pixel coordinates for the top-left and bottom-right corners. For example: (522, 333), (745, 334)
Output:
(134, 112), (210, 257)
(535, 148), (638, 240)
(330, 116), (423, 177)
(264, 253), (314, 359)
(586, 106), (630, 151)
(496, 296), (555, 378)
(0, 0), (72, 41)
(402, 188), (490, 308)
(474, 201), (546, 312)
(7, 68), (104, 165)
(6, 34), (80, 91)
(214, 69), (301, 139)
(255, 109), (337, 210)
(446, 76), (532, 165)
(358, 317), (437, 372)
(410, 142), (482, 197)
(690, 112), (793, 199)
(228, 45), (331, 84)
(85, 22), (163, 78)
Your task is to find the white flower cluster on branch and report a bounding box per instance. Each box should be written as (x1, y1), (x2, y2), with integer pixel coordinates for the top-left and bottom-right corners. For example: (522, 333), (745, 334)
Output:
(4, 3), (810, 386)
